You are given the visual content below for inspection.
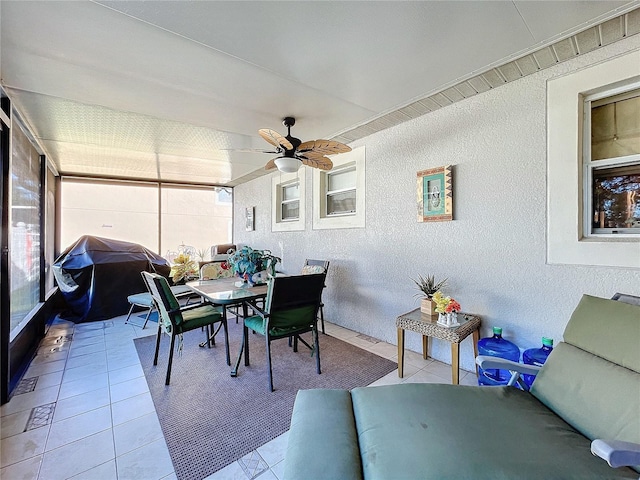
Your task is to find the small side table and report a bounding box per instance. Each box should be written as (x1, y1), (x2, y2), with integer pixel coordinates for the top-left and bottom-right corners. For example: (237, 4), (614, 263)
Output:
(396, 309), (481, 384)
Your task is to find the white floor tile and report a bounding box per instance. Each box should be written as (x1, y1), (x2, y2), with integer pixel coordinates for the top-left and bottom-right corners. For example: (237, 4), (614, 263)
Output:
(109, 376), (149, 403)
(256, 431), (289, 467)
(29, 350), (69, 366)
(68, 341), (106, 358)
(0, 425), (50, 467)
(423, 360), (456, 381)
(0, 453), (42, 480)
(33, 370), (64, 391)
(52, 387), (110, 423)
(115, 438), (174, 480)
(58, 373), (109, 400)
(111, 392), (156, 426)
(108, 364), (144, 386)
(39, 429), (115, 480)
(0, 409), (32, 439)
(24, 360), (67, 379)
(65, 351), (108, 370)
(68, 459), (117, 480)
(62, 362), (109, 384)
(203, 460), (247, 480)
(402, 369), (447, 385)
(368, 370), (405, 387)
(271, 459), (286, 480)
(365, 341), (398, 360)
(0, 386), (60, 417)
(113, 412), (163, 456)
(45, 405), (112, 452)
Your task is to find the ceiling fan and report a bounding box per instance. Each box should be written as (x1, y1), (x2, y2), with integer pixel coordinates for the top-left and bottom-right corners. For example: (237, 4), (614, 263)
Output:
(257, 117), (352, 173)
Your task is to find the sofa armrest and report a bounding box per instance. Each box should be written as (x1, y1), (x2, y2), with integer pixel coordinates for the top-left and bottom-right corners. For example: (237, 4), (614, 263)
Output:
(591, 439), (640, 468)
(284, 389), (363, 480)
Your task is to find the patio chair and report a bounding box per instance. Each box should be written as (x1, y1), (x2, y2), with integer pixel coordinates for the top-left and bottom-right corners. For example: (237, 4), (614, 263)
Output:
(124, 282), (195, 329)
(302, 259), (330, 334)
(234, 273), (326, 391)
(142, 271), (230, 385)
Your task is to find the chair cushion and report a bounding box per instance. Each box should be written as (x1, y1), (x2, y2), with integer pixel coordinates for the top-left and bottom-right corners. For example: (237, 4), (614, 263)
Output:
(170, 284), (194, 298)
(175, 305), (223, 333)
(350, 383), (637, 480)
(200, 262), (233, 280)
(244, 305), (316, 337)
(563, 294), (640, 373)
(531, 342), (640, 446)
(127, 292), (154, 307)
(301, 265), (325, 275)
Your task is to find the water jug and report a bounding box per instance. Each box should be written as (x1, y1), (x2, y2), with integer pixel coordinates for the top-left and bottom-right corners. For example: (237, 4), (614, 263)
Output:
(477, 327), (520, 386)
(522, 337), (554, 389)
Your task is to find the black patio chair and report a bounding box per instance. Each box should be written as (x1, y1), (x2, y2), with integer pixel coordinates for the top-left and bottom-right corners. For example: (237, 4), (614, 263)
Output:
(233, 273), (326, 391)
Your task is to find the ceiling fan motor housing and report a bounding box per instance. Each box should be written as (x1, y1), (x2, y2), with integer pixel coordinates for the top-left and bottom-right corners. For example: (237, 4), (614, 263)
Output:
(282, 117), (301, 153)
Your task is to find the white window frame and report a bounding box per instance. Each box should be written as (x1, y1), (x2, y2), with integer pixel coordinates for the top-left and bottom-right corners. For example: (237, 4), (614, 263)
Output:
(325, 164), (356, 216)
(582, 86), (640, 238)
(313, 145), (365, 230)
(547, 49), (640, 268)
(271, 169), (305, 232)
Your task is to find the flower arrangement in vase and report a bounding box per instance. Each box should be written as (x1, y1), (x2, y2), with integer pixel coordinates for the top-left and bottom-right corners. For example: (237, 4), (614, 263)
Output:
(433, 291), (461, 327)
(170, 253), (198, 284)
(226, 246), (281, 286)
(411, 274), (448, 316)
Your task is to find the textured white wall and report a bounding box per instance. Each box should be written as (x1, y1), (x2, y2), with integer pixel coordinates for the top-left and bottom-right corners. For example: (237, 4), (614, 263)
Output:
(233, 37), (640, 371)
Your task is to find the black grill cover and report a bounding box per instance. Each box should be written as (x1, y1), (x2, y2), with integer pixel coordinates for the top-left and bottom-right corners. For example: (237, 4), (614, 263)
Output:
(53, 235), (170, 323)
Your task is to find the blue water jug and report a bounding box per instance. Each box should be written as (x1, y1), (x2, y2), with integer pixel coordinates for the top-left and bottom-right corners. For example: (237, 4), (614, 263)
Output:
(477, 327), (520, 386)
(522, 337), (554, 389)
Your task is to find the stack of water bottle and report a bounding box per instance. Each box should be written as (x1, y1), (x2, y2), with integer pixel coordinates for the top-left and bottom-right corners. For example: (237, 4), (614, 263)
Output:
(477, 326), (554, 390)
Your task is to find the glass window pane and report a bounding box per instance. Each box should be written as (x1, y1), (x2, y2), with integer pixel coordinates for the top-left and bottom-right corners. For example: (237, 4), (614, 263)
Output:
(592, 93), (640, 161)
(281, 201), (299, 220)
(328, 167), (356, 192)
(592, 164), (640, 230)
(161, 185), (232, 261)
(327, 190), (356, 215)
(10, 121), (41, 332)
(282, 183), (299, 201)
(61, 178), (159, 252)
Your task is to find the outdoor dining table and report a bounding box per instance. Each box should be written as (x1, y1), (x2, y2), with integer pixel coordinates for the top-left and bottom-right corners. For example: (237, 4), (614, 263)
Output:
(186, 277), (268, 376)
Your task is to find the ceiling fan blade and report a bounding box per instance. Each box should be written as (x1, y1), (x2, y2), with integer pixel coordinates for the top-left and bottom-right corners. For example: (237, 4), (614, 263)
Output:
(259, 129), (294, 151)
(301, 155), (333, 171)
(220, 148), (279, 154)
(264, 158), (278, 171)
(297, 139), (351, 157)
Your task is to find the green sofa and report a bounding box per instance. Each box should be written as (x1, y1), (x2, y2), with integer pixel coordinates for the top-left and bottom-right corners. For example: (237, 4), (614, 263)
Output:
(284, 295), (640, 479)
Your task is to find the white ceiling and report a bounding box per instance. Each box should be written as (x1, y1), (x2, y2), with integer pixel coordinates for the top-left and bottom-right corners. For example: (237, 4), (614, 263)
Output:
(1, 1), (639, 186)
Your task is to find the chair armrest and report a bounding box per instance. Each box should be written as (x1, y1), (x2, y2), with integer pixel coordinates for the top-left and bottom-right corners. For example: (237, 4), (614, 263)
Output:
(591, 439), (640, 468)
(475, 355), (541, 376)
(246, 300), (267, 318)
(177, 301), (215, 313)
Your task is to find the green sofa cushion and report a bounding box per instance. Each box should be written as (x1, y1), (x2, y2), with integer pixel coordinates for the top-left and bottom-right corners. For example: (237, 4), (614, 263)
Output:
(350, 383), (637, 480)
(284, 389), (363, 480)
(563, 294), (640, 373)
(531, 342), (640, 446)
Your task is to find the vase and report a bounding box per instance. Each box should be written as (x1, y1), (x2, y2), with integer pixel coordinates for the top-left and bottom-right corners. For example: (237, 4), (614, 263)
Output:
(438, 312), (448, 326)
(420, 298), (437, 316)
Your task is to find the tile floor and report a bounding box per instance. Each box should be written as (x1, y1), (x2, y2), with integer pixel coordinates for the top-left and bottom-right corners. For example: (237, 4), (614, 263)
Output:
(0, 313), (478, 480)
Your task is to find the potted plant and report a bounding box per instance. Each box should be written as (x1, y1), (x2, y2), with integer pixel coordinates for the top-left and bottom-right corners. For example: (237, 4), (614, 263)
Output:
(412, 274), (448, 316)
(227, 246), (281, 285)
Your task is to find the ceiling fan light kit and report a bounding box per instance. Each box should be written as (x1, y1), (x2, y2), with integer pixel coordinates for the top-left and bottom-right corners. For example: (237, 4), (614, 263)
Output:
(274, 156), (301, 173)
(258, 117), (352, 173)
